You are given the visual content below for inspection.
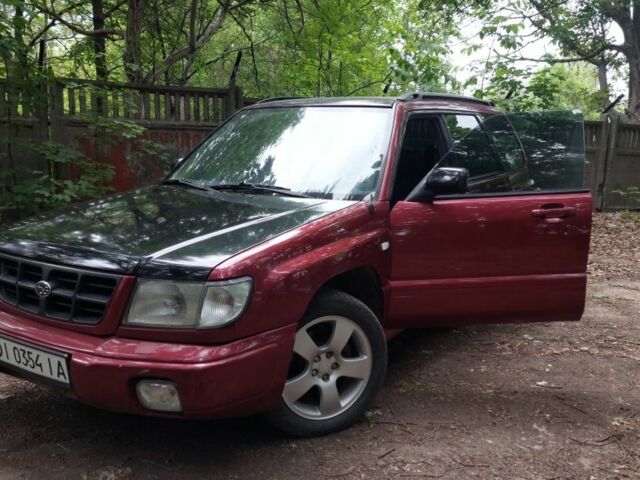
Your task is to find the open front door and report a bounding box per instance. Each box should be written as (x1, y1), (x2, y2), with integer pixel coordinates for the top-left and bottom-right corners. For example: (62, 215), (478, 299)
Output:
(387, 110), (592, 328)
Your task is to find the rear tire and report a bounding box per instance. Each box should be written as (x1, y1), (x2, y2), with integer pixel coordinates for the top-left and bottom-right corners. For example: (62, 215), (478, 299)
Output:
(265, 289), (387, 437)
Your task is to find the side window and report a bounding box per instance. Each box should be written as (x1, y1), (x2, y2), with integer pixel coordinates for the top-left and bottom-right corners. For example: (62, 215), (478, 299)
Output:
(444, 114), (481, 143)
(482, 115), (527, 173)
(420, 110), (585, 198)
(441, 114), (506, 180)
(508, 111), (585, 191)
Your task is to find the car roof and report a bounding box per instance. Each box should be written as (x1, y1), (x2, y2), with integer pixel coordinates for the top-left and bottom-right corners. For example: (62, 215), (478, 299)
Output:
(245, 92), (501, 114)
(246, 97), (397, 108)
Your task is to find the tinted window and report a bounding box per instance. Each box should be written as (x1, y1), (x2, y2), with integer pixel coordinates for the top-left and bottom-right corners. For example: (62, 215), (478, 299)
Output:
(444, 114), (481, 143)
(440, 122), (505, 178)
(430, 111), (585, 196)
(508, 111), (585, 190)
(482, 115), (527, 173)
(393, 116), (445, 202)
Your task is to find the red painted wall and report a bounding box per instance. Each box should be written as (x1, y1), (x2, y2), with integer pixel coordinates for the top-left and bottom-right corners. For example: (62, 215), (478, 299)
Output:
(75, 125), (214, 192)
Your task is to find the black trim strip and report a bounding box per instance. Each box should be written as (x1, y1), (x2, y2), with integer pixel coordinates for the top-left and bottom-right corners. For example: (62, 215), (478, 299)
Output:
(431, 189), (590, 201)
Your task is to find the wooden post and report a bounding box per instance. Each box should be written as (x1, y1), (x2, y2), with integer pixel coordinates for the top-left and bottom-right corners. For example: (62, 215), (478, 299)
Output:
(49, 81), (66, 182)
(599, 112), (620, 211)
(236, 87), (244, 111)
(224, 85), (237, 120)
(224, 51), (243, 119)
(49, 81), (65, 142)
(589, 118), (608, 210)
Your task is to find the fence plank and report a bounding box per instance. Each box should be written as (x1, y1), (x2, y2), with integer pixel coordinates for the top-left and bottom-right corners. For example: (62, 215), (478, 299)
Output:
(164, 93), (172, 121)
(602, 117), (640, 209)
(174, 93), (181, 121)
(142, 92), (150, 119)
(0, 83), (6, 117)
(194, 94), (200, 122)
(154, 92), (161, 120)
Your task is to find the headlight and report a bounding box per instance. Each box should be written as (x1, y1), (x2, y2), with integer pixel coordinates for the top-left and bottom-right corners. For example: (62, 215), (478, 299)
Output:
(125, 277), (252, 328)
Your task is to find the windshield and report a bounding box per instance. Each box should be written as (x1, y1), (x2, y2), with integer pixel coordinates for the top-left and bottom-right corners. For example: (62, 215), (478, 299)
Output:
(169, 106), (393, 201)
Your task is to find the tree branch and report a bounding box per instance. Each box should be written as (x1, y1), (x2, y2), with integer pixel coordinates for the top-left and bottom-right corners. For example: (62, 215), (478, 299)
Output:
(33, 3), (124, 37)
(143, 6), (227, 83)
(345, 73), (391, 96)
(501, 43), (626, 65)
(142, 0), (257, 83)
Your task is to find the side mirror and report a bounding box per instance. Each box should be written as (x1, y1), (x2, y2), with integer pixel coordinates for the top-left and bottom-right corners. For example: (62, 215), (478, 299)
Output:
(407, 167), (469, 203)
(170, 157), (184, 171)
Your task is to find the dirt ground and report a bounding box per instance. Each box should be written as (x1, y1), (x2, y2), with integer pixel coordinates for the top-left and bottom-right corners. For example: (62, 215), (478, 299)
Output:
(0, 212), (639, 480)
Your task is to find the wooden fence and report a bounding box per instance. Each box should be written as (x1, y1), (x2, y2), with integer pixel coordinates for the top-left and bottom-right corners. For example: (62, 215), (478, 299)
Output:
(585, 116), (640, 210)
(0, 78), (258, 194)
(1, 78), (639, 211)
(50, 79), (246, 124)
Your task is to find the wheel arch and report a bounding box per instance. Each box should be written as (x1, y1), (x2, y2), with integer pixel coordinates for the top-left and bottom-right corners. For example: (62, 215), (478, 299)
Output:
(313, 266), (385, 322)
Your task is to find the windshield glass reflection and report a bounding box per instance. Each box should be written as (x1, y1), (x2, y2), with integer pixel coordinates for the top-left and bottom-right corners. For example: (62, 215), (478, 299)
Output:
(170, 106), (393, 201)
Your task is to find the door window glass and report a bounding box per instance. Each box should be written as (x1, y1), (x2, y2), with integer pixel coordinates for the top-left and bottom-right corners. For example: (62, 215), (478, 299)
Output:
(440, 118), (506, 180)
(508, 111), (585, 191)
(482, 115), (527, 173)
(444, 114), (481, 143)
(411, 110), (585, 199)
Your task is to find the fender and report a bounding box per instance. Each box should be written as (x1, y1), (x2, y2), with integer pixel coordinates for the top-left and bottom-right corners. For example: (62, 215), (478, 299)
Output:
(261, 227), (388, 320)
(211, 202), (391, 341)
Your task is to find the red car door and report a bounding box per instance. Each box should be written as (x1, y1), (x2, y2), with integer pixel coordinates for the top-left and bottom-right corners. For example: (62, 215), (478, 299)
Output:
(386, 110), (592, 328)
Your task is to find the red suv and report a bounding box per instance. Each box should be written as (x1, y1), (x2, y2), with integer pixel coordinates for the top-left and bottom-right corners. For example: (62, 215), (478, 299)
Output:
(0, 93), (591, 436)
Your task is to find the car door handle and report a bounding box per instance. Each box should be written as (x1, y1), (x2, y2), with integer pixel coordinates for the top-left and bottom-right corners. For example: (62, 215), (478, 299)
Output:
(531, 205), (577, 221)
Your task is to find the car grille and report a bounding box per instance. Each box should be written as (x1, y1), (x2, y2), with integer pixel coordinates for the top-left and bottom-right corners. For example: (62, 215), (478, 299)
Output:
(0, 253), (121, 325)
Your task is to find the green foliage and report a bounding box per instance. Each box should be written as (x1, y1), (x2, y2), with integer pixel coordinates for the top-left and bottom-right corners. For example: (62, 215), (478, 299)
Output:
(613, 187), (640, 204)
(0, 78), (169, 222)
(470, 0), (632, 109)
(0, 140), (114, 219)
(481, 63), (606, 117)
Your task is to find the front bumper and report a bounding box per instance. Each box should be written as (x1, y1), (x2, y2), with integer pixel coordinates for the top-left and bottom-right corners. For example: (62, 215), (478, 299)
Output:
(0, 308), (296, 418)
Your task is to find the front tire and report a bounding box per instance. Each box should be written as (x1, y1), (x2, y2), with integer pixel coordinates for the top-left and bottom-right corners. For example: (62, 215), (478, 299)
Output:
(266, 289), (387, 437)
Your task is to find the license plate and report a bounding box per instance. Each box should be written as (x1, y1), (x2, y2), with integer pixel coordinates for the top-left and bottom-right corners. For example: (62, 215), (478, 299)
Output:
(0, 334), (70, 386)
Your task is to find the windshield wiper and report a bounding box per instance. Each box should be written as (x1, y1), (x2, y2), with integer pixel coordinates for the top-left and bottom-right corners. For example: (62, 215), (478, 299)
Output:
(162, 178), (211, 191)
(208, 182), (309, 198)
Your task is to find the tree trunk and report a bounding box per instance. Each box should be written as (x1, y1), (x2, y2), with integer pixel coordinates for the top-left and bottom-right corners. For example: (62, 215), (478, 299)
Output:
(37, 13), (49, 71)
(91, 0), (108, 81)
(124, 0), (145, 83)
(631, 2), (640, 112)
(629, 52), (640, 114)
(622, 1), (640, 113)
(12, 6), (28, 76)
(596, 58), (609, 93)
(142, 5), (230, 84)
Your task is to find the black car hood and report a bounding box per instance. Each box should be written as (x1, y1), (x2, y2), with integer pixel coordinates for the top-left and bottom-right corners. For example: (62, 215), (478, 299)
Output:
(0, 186), (354, 279)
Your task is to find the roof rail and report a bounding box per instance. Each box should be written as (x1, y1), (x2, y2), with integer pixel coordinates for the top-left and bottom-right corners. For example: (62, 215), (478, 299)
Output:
(398, 92), (494, 107)
(255, 96), (307, 104)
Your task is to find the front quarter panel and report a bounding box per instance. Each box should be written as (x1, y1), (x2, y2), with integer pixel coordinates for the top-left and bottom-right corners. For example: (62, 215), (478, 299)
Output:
(213, 202), (390, 342)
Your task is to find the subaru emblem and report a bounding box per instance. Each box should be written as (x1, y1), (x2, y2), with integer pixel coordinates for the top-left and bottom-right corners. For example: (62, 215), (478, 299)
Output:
(34, 280), (53, 298)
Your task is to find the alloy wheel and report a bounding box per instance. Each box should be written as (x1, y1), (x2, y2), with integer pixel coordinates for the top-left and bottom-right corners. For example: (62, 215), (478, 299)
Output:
(283, 315), (373, 420)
